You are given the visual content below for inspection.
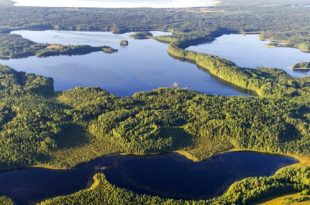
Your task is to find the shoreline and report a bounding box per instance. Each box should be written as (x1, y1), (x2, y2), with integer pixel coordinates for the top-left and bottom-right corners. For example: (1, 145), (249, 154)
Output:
(176, 149), (309, 166)
(0, 148), (305, 173)
(12, 0), (220, 9)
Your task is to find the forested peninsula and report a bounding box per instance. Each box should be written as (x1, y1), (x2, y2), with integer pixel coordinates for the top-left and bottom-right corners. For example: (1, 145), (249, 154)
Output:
(0, 34), (117, 59)
(166, 36), (310, 103)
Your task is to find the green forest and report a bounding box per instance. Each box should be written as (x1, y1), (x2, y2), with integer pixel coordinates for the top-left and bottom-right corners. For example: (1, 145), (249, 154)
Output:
(0, 34), (117, 59)
(39, 166), (310, 205)
(293, 62), (310, 71)
(0, 64), (309, 204)
(1, 1), (310, 51)
(0, 65), (309, 169)
(130, 32), (153, 39)
(168, 39), (310, 104)
(0, 1), (309, 204)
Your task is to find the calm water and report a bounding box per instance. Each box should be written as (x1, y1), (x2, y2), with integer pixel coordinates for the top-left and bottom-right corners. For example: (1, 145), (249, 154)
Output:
(290, 4), (310, 8)
(0, 30), (247, 96)
(187, 34), (310, 77)
(13, 0), (219, 8)
(0, 152), (297, 205)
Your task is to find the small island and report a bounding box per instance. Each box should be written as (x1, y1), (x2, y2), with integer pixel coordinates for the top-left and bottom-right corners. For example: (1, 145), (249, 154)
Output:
(130, 32), (153, 39)
(120, 40), (129, 46)
(292, 62), (310, 71)
(101, 46), (118, 54)
(36, 44), (118, 57)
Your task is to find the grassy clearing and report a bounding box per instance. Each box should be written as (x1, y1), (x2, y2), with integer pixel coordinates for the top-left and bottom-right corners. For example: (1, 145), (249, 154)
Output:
(260, 193), (310, 205)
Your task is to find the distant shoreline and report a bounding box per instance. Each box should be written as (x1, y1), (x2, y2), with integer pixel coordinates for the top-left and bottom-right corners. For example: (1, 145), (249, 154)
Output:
(12, 0), (220, 8)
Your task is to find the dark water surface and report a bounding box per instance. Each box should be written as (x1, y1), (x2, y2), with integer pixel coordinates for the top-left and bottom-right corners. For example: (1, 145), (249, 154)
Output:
(0, 30), (248, 96)
(0, 152), (297, 205)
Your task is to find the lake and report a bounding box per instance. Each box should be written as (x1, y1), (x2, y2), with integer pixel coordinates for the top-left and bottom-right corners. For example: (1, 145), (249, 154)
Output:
(13, 0), (219, 8)
(0, 30), (247, 96)
(187, 34), (310, 77)
(0, 152), (297, 205)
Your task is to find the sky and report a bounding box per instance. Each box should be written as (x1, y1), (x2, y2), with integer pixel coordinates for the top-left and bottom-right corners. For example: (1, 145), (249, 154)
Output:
(13, 0), (219, 8)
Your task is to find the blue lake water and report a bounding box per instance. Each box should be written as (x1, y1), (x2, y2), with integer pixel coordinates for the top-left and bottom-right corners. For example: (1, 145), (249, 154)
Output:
(0, 152), (297, 205)
(1, 31), (307, 97)
(187, 34), (310, 77)
(0, 30), (248, 96)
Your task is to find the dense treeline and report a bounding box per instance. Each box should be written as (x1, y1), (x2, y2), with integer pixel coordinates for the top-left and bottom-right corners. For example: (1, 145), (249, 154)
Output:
(293, 62), (310, 71)
(130, 32), (153, 39)
(0, 66), (66, 168)
(0, 34), (117, 59)
(0, 3), (309, 204)
(49, 86), (310, 163)
(36, 44), (118, 57)
(0, 65), (309, 169)
(1, 1), (310, 59)
(87, 88), (310, 159)
(39, 166), (310, 205)
(168, 40), (310, 104)
(0, 64), (309, 204)
(0, 70), (66, 168)
(0, 94), (68, 168)
(0, 3), (310, 50)
(260, 32), (310, 53)
(0, 65), (54, 96)
(0, 34), (45, 58)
